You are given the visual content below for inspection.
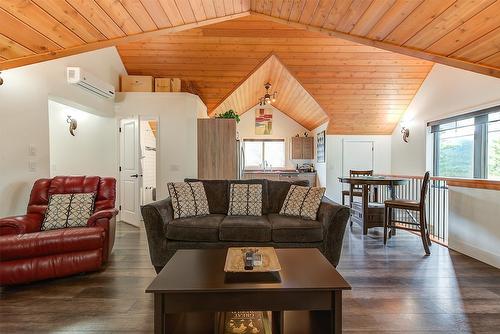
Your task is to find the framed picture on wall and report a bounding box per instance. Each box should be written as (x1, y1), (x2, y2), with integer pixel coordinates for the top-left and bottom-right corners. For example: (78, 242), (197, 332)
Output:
(255, 108), (272, 135)
(317, 130), (325, 163)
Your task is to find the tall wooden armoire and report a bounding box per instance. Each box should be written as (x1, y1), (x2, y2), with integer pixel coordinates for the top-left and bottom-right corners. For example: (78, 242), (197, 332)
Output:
(197, 118), (237, 179)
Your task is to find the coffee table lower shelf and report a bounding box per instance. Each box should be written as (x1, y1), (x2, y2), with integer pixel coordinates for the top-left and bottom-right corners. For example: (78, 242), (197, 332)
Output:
(154, 309), (342, 334)
(153, 291), (344, 334)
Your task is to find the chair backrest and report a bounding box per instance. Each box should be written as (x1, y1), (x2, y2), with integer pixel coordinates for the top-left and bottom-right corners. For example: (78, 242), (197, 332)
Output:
(350, 170), (373, 189)
(26, 176), (116, 216)
(420, 172), (431, 208)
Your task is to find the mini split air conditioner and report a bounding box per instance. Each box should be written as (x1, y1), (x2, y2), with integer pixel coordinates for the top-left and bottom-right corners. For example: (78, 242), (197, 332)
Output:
(66, 67), (115, 99)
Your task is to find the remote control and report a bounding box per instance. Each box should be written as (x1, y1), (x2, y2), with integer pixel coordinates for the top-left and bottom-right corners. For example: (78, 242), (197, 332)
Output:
(244, 251), (254, 270)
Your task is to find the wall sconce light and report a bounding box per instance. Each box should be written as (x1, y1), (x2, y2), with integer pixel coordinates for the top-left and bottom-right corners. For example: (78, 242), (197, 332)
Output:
(401, 126), (410, 143)
(0, 72), (4, 86)
(67, 115), (77, 136)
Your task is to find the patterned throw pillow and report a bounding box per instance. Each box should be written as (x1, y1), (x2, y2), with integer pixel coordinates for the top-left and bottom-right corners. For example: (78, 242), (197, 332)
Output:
(167, 182), (210, 219)
(227, 183), (262, 216)
(42, 193), (96, 230)
(279, 185), (325, 220)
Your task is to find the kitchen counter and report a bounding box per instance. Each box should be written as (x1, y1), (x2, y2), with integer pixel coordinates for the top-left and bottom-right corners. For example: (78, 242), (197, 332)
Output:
(243, 170), (316, 174)
(243, 170), (317, 186)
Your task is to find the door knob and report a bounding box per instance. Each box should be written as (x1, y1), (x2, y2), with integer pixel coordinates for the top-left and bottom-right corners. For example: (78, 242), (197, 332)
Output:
(130, 174), (140, 178)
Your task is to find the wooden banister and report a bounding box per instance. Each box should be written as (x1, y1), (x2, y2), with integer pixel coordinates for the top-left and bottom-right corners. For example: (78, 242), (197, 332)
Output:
(376, 174), (500, 191)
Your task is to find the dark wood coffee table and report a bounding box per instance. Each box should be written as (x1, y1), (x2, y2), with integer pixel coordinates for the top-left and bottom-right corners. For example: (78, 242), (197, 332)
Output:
(146, 248), (351, 334)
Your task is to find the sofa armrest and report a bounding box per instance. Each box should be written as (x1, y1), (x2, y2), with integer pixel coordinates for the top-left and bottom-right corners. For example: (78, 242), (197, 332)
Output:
(141, 198), (174, 270)
(317, 198), (350, 267)
(0, 214), (43, 236)
(87, 209), (118, 227)
(87, 209), (118, 263)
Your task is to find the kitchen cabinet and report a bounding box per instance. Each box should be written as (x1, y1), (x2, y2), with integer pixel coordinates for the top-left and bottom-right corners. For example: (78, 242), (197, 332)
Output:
(291, 137), (314, 160)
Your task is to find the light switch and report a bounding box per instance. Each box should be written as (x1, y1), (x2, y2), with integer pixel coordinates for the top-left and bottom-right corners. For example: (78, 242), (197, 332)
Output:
(28, 144), (36, 156)
(28, 161), (37, 172)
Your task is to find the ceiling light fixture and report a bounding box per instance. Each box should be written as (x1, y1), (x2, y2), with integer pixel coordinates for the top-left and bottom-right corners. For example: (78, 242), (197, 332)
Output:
(0, 72), (3, 86)
(258, 82), (277, 106)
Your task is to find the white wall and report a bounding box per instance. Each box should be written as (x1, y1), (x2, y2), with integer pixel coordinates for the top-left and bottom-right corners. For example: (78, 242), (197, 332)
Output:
(313, 122), (328, 188)
(237, 105), (313, 169)
(0, 47), (126, 217)
(391, 64), (500, 175)
(48, 100), (117, 178)
(115, 92), (207, 199)
(448, 187), (500, 268)
(326, 135), (392, 202)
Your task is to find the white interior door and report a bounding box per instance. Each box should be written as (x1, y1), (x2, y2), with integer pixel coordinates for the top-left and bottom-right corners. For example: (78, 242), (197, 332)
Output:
(120, 117), (141, 227)
(342, 140), (374, 177)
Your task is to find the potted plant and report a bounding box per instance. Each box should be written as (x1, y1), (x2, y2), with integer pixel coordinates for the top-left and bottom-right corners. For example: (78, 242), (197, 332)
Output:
(215, 109), (240, 123)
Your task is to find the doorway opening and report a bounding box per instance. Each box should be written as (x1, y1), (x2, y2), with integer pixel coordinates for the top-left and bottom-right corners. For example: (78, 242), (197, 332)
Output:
(119, 116), (158, 227)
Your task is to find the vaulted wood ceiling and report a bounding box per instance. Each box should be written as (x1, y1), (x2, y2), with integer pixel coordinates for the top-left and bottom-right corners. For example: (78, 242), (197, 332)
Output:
(0, 0), (499, 134)
(118, 15), (433, 134)
(212, 54), (328, 130)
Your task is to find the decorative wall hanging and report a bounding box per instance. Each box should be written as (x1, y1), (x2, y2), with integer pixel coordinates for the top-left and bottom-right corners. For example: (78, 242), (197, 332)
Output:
(317, 130), (325, 163)
(255, 108), (273, 135)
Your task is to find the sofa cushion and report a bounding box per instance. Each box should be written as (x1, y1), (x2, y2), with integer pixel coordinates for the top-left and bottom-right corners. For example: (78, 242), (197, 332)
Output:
(167, 182), (210, 219)
(267, 180), (309, 214)
(219, 216), (271, 242)
(268, 213), (324, 243)
(0, 227), (105, 261)
(229, 179), (269, 214)
(42, 193), (96, 231)
(185, 179), (229, 214)
(166, 214), (225, 242)
(280, 185), (325, 220)
(227, 183), (262, 216)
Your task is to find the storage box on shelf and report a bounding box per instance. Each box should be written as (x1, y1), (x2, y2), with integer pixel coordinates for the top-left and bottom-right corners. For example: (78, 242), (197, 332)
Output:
(154, 78), (181, 92)
(120, 75), (154, 92)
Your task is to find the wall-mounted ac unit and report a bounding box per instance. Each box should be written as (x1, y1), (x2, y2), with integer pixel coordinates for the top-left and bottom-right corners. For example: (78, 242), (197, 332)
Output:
(66, 67), (115, 99)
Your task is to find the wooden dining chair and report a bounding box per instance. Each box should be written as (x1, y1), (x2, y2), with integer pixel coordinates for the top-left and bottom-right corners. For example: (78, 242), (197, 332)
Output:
(341, 170), (374, 206)
(383, 172), (432, 255)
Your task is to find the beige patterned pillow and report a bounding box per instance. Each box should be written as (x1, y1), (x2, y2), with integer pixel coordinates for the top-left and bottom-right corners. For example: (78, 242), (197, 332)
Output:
(279, 185), (325, 220)
(167, 182), (210, 219)
(228, 183), (262, 216)
(42, 193), (95, 230)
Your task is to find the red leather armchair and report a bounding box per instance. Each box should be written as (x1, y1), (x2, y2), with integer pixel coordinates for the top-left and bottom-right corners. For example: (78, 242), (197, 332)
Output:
(0, 176), (118, 285)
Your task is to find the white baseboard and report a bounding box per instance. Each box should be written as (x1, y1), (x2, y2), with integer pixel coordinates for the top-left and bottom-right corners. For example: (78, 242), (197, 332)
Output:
(449, 239), (500, 268)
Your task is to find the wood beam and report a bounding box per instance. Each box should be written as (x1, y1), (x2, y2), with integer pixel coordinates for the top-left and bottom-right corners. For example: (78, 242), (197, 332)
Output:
(0, 12), (251, 70)
(250, 12), (500, 79)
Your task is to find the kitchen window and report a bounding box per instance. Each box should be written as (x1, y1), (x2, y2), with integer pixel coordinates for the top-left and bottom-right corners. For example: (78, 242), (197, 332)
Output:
(243, 139), (285, 170)
(430, 106), (500, 179)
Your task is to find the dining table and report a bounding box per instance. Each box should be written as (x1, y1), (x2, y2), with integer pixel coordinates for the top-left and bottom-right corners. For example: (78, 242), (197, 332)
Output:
(338, 176), (409, 235)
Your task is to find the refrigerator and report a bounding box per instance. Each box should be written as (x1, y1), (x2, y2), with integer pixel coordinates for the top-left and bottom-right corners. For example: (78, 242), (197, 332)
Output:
(236, 140), (245, 179)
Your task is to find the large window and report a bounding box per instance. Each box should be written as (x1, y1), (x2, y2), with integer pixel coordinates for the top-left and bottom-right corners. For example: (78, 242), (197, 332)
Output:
(431, 107), (500, 179)
(243, 139), (285, 170)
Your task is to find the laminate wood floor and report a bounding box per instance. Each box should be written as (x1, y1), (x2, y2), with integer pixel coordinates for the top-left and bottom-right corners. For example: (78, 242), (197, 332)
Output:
(1, 222), (499, 333)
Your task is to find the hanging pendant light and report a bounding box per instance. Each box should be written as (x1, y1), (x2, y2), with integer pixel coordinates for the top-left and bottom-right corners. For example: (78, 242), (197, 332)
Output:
(258, 82), (278, 106)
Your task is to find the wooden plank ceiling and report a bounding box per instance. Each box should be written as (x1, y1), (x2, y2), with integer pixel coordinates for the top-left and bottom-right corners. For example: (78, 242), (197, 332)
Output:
(118, 15), (433, 134)
(212, 54), (329, 130)
(0, 0), (251, 69)
(0, 1), (499, 134)
(250, 0), (500, 77)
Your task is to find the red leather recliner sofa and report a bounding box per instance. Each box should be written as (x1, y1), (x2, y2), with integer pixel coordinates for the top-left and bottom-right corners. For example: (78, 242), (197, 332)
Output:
(0, 176), (118, 285)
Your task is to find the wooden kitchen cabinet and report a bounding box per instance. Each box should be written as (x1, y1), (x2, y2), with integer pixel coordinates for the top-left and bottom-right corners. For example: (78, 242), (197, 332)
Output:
(291, 137), (314, 160)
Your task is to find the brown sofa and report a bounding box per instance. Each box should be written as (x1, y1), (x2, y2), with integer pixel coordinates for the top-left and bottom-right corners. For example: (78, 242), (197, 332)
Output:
(141, 179), (350, 273)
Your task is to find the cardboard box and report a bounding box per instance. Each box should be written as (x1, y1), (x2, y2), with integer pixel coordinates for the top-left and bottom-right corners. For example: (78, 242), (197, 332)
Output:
(155, 78), (182, 92)
(171, 78), (181, 92)
(155, 78), (172, 92)
(121, 75), (154, 92)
